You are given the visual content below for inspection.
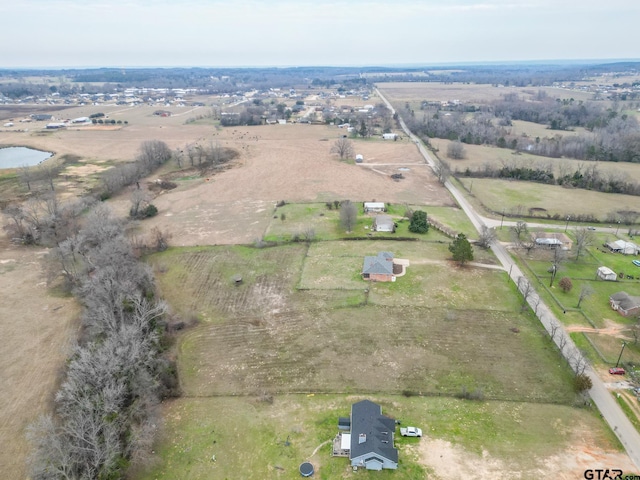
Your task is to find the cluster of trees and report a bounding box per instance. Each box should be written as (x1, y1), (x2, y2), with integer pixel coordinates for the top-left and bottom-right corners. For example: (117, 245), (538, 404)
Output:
(174, 141), (238, 170)
(460, 160), (640, 197)
(101, 140), (172, 198)
(28, 204), (175, 479)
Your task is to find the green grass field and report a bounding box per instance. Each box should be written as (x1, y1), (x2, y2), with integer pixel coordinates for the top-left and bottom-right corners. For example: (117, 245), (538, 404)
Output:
(138, 394), (617, 480)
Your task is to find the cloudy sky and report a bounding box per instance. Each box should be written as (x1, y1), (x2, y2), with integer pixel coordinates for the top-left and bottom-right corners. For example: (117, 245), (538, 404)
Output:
(1, 0), (638, 68)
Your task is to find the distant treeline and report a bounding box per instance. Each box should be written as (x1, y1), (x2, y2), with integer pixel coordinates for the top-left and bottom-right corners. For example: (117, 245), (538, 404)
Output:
(460, 162), (640, 197)
(402, 92), (640, 163)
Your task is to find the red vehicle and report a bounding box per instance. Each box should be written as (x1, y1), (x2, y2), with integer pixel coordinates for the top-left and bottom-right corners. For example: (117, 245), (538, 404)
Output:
(609, 367), (626, 375)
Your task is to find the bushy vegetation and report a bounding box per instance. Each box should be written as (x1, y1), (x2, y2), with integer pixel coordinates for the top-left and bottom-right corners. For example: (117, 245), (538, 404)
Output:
(408, 210), (429, 233)
(28, 205), (175, 479)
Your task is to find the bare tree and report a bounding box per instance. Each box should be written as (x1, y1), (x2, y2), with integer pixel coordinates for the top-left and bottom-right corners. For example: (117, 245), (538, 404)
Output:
(477, 225), (497, 249)
(340, 200), (358, 233)
(447, 140), (466, 159)
(19, 164), (33, 191)
(517, 276), (534, 312)
(577, 284), (594, 308)
(130, 188), (151, 218)
(510, 221), (529, 247)
(36, 161), (61, 192)
(330, 137), (354, 160)
(434, 161), (450, 184)
(549, 247), (565, 287)
(573, 227), (593, 260)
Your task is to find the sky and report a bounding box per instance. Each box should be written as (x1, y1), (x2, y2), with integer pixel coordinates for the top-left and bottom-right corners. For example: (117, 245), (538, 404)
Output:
(1, 0), (639, 68)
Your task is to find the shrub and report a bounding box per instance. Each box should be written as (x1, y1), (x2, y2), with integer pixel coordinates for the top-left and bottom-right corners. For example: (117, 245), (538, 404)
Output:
(559, 277), (573, 293)
(574, 373), (592, 392)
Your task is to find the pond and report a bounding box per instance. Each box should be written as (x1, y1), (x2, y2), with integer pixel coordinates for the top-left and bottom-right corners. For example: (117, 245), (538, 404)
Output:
(0, 146), (53, 169)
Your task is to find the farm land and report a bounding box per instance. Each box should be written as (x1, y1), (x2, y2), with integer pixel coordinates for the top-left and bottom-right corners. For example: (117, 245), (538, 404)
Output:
(1, 79), (639, 478)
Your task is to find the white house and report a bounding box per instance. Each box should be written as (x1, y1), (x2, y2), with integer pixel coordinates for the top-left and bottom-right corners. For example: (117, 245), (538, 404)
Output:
(596, 266), (617, 281)
(382, 133), (398, 140)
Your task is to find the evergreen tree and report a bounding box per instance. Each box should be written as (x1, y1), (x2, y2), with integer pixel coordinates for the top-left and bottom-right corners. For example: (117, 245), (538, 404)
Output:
(449, 233), (474, 265)
(409, 210), (429, 233)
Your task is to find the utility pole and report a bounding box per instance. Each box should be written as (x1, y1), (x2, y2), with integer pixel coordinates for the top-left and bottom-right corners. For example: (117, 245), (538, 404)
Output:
(615, 342), (627, 368)
(564, 215), (571, 232)
(500, 209), (505, 229)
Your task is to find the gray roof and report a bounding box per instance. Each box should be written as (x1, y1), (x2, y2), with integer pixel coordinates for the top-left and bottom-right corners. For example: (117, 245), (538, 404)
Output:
(610, 291), (640, 310)
(350, 400), (398, 463)
(362, 252), (394, 275)
(374, 215), (394, 228)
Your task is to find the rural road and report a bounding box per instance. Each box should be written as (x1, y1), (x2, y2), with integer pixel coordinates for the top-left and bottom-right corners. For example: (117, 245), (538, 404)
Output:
(376, 87), (640, 470)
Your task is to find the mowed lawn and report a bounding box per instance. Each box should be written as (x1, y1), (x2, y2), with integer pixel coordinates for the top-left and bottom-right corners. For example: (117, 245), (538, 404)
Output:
(150, 242), (574, 402)
(139, 395), (617, 480)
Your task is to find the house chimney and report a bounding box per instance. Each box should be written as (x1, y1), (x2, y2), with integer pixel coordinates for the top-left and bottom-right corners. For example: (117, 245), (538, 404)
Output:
(359, 433), (366, 444)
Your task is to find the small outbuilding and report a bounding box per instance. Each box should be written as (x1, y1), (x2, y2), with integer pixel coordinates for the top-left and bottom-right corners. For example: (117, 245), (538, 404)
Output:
(363, 202), (385, 213)
(596, 266), (617, 281)
(373, 215), (395, 233)
(382, 133), (398, 140)
(605, 240), (640, 255)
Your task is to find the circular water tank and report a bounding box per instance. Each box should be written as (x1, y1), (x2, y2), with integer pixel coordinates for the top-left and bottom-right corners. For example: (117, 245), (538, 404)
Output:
(299, 461), (314, 477)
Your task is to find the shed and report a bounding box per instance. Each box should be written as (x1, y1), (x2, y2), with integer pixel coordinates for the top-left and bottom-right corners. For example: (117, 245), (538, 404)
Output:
(373, 215), (395, 233)
(382, 133), (397, 140)
(596, 266), (617, 281)
(338, 417), (351, 431)
(364, 202), (385, 213)
(605, 240), (640, 255)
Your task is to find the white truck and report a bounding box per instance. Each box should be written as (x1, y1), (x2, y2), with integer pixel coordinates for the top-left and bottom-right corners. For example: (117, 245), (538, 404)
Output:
(400, 426), (422, 437)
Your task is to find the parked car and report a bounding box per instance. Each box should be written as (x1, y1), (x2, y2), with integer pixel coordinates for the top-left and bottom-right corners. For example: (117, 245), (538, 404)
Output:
(633, 260), (640, 267)
(400, 426), (422, 437)
(587, 226), (597, 230)
(609, 367), (626, 375)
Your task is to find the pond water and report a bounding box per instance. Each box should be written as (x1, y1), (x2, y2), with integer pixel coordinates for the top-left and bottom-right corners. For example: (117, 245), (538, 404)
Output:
(0, 147), (53, 169)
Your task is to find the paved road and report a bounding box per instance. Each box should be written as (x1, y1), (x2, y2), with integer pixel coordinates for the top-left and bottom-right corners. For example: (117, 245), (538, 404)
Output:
(376, 88), (640, 470)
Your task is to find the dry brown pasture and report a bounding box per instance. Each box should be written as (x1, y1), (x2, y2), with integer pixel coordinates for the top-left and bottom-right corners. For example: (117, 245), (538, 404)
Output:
(107, 123), (452, 246)
(377, 81), (595, 105)
(0, 236), (79, 479)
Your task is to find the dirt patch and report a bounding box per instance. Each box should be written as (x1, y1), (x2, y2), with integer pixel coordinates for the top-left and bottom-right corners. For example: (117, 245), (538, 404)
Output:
(0, 234), (80, 478)
(414, 434), (636, 480)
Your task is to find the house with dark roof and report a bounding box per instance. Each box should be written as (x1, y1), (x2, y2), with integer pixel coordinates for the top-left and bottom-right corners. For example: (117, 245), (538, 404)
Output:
(337, 400), (398, 470)
(362, 252), (395, 282)
(610, 291), (640, 317)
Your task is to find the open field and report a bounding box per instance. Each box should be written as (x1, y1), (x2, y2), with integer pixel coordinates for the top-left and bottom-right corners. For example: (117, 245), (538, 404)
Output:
(377, 82), (596, 105)
(0, 238), (79, 479)
(105, 123), (453, 246)
(457, 177), (640, 219)
(150, 243), (573, 401)
(138, 391), (634, 479)
(430, 139), (640, 184)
